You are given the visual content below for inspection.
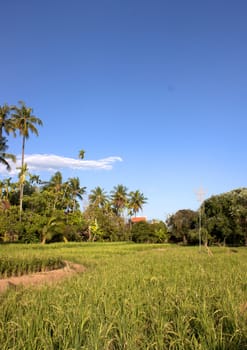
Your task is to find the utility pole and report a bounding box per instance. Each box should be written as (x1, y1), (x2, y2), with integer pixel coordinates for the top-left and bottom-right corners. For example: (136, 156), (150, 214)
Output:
(196, 187), (206, 252)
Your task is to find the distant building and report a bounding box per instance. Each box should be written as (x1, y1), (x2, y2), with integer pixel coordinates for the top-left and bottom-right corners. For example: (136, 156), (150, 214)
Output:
(130, 216), (147, 223)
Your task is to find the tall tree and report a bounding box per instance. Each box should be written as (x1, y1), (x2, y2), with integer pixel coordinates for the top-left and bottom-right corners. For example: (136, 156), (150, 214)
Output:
(78, 149), (85, 160)
(167, 209), (198, 245)
(67, 177), (86, 212)
(111, 184), (128, 216)
(89, 186), (109, 209)
(0, 104), (16, 171)
(28, 173), (42, 192)
(12, 101), (43, 216)
(0, 103), (16, 139)
(0, 137), (16, 171)
(43, 171), (64, 210)
(49, 171), (63, 193)
(128, 190), (147, 217)
(2, 177), (13, 200)
(204, 188), (247, 245)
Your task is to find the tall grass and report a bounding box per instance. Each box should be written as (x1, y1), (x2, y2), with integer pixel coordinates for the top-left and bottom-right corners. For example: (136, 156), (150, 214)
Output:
(0, 243), (246, 349)
(0, 253), (65, 278)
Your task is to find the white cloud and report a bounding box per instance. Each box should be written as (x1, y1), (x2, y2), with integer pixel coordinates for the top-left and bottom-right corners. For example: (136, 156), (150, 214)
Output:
(0, 154), (123, 176)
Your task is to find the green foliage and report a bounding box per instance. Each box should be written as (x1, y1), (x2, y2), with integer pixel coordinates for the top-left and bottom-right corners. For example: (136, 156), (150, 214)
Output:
(0, 206), (21, 242)
(18, 211), (46, 243)
(203, 188), (247, 245)
(128, 190), (147, 217)
(88, 219), (104, 241)
(41, 211), (68, 244)
(131, 220), (167, 243)
(111, 184), (128, 216)
(83, 205), (128, 241)
(166, 189), (247, 246)
(63, 211), (86, 241)
(88, 186), (109, 208)
(167, 209), (198, 244)
(152, 220), (169, 242)
(1, 101), (149, 244)
(0, 136), (16, 171)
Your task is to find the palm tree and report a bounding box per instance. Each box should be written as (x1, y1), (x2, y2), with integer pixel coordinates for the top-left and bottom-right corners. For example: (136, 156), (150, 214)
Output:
(49, 171), (63, 193)
(0, 104), (16, 171)
(2, 177), (13, 200)
(78, 149), (85, 160)
(0, 177), (15, 211)
(17, 163), (29, 213)
(11, 101), (43, 215)
(89, 186), (109, 209)
(43, 171), (64, 210)
(67, 177), (86, 212)
(0, 103), (16, 139)
(128, 190), (147, 217)
(28, 173), (42, 192)
(111, 184), (128, 216)
(41, 215), (67, 244)
(0, 137), (16, 171)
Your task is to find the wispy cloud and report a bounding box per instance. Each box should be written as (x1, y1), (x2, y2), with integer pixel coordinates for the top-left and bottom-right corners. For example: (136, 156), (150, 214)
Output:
(0, 154), (123, 176)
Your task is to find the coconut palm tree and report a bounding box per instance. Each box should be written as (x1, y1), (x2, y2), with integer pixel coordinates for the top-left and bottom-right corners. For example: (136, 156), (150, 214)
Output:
(89, 186), (109, 209)
(78, 149), (85, 160)
(67, 177), (86, 212)
(0, 137), (16, 171)
(0, 177), (15, 211)
(0, 103), (16, 139)
(128, 190), (147, 217)
(28, 173), (42, 192)
(2, 177), (13, 200)
(0, 103), (16, 171)
(17, 163), (29, 214)
(49, 171), (63, 193)
(111, 184), (128, 216)
(43, 171), (65, 210)
(11, 101), (43, 215)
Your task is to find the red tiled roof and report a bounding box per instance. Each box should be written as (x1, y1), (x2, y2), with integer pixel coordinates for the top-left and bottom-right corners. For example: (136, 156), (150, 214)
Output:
(131, 216), (147, 223)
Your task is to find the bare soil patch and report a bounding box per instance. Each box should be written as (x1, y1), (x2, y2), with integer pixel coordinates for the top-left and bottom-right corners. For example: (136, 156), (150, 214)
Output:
(0, 261), (86, 294)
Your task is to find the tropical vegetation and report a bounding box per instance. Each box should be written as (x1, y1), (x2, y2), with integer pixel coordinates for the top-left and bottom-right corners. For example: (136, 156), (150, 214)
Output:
(166, 188), (247, 246)
(1, 101), (247, 246)
(0, 101), (150, 243)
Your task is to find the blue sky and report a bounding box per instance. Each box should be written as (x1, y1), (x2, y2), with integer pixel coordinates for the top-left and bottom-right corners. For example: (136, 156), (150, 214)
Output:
(1, 0), (247, 220)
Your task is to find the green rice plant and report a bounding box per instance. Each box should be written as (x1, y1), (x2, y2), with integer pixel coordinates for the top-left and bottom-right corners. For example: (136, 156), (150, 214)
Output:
(0, 244), (246, 349)
(0, 253), (65, 278)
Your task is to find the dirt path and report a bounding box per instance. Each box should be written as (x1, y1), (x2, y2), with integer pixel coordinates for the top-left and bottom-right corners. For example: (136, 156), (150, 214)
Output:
(0, 261), (86, 294)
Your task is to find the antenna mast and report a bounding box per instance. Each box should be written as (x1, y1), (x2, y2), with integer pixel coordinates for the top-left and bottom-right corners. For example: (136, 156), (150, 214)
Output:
(196, 187), (206, 251)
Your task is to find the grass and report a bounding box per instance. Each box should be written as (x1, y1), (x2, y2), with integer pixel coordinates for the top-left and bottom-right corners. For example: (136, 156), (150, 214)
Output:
(0, 251), (65, 278)
(0, 243), (247, 349)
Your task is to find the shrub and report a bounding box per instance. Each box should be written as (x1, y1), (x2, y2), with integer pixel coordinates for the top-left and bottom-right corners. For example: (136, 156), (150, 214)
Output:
(131, 221), (167, 243)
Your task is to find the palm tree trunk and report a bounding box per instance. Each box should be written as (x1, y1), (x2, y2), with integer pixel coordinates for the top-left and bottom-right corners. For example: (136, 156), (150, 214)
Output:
(19, 136), (25, 220)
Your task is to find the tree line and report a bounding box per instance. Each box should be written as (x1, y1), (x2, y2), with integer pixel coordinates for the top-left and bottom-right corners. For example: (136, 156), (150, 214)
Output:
(1, 101), (246, 245)
(166, 188), (247, 246)
(1, 101), (166, 243)
(0, 169), (153, 243)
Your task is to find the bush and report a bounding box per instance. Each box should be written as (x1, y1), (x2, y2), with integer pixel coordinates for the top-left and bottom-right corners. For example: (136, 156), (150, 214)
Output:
(131, 221), (167, 243)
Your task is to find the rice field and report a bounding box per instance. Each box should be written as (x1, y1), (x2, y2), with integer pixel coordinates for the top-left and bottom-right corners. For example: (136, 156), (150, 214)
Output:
(0, 253), (65, 278)
(0, 243), (247, 349)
